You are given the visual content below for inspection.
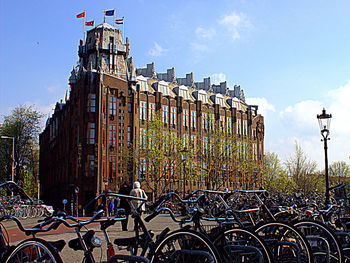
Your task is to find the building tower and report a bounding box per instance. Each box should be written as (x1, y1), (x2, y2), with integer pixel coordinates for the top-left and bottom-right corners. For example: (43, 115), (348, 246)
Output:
(40, 23), (136, 212)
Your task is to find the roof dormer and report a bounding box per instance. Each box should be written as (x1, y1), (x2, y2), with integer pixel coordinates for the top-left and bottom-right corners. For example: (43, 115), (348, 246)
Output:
(210, 94), (227, 108)
(192, 89), (209, 104)
(173, 85), (189, 100)
(153, 81), (169, 96)
(136, 75), (149, 92)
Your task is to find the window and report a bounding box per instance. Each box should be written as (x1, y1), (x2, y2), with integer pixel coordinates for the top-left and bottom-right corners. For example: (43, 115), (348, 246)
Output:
(140, 101), (147, 120)
(128, 103), (132, 113)
(110, 97), (117, 115)
(171, 132), (177, 151)
(85, 155), (95, 177)
(220, 116), (225, 131)
(87, 94), (96, 112)
(140, 81), (147, 91)
(109, 125), (117, 146)
(203, 137), (208, 154)
(127, 126), (131, 146)
(243, 120), (247, 136)
(183, 109), (189, 127)
(149, 130), (155, 146)
(109, 156), (116, 178)
(87, 123), (95, 144)
(171, 161), (177, 176)
(237, 121), (241, 135)
(170, 107), (177, 125)
(209, 114), (215, 130)
(190, 111), (196, 128)
(253, 143), (257, 160)
(227, 117), (232, 133)
(180, 89), (189, 100)
(163, 160), (169, 175)
(159, 85), (168, 95)
(140, 158), (146, 175)
(140, 128), (146, 147)
(149, 103), (155, 121)
(184, 134), (189, 148)
(210, 138), (214, 153)
(202, 113), (208, 130)
(162, 105), (169, 123)
(191, 135), (196, 149)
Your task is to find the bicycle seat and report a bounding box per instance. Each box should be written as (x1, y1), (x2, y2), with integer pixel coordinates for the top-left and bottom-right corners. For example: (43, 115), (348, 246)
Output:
(49, 240), (66, 252)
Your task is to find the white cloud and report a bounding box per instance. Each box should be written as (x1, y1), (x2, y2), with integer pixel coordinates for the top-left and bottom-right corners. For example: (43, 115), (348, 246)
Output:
(148, 42), (167, 57)
(211, 73), (226, 84)
(327, 82), (350, 135)
(218, 12), (252, 40)
(280, 100), (322, 136)
(273, 82), (350, 169)
(246, 97), (275, 117)
(190, 42), (209, 52)
(195, 27), (216, 39)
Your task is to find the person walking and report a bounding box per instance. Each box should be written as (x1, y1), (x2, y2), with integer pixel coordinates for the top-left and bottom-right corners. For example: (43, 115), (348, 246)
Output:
(118, 182), (131, 231)
(130, 181), (148, 217)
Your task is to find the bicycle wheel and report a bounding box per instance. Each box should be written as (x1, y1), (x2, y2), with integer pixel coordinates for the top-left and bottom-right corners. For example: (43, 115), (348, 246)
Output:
(294, 219), (344, 263)
(149, 229), (221, 263)
(254, 221), (313, 263)
(5, 238), (63, 263)
(212, 227), (274, 263)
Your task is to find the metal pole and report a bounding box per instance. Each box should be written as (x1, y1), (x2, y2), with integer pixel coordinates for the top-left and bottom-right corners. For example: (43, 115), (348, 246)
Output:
(324, 138), (330, 205)
(183, 161), (185, 197)
(11, 137), (14, 182)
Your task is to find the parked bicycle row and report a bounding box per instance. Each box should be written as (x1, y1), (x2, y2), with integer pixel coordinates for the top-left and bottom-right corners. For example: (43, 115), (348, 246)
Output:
(0, 187), (349, 262)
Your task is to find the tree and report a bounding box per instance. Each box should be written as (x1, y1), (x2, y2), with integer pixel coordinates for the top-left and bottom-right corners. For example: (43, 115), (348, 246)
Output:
(0, 105), (43, 196)
(132, 115), (185, 199)
(329, 161), (350, 184)
(284, 142), (318, 195)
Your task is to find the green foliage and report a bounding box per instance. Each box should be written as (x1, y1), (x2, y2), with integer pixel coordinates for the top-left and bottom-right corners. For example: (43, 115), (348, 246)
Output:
(329, 161), (350, 181)
(0, 105), (43, 196)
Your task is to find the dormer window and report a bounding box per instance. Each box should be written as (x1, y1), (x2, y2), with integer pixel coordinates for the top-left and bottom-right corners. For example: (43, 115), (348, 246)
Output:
(159, 84), (169, 95)
(218, 97), (225, 107)
(139, 81), (148, 92)
(179, 89), (189, 100)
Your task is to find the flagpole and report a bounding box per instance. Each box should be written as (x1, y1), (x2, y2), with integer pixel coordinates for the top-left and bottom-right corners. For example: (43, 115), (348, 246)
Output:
(83, 10), (86, 44)
(123, 17), (125, 44)
(113, 9), (116, 43)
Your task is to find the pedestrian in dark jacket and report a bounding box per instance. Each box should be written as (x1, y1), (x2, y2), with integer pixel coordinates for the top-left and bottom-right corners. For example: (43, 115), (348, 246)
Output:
(118, 182), (131, 231)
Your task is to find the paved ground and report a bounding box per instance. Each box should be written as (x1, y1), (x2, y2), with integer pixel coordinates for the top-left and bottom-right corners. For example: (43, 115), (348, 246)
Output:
(2, 214), (180, 262)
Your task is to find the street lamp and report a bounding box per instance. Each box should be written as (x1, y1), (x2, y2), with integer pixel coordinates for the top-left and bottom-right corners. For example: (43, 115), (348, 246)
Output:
(317, 108), (332, 206)
(0, 136), (15, 182)
(180, 147), (189, 197)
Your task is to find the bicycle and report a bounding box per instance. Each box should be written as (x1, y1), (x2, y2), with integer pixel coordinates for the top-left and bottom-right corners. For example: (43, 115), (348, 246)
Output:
(87, 190), (220, 262)
(147, 190), (273, 263)
(0, 214), (65, 263)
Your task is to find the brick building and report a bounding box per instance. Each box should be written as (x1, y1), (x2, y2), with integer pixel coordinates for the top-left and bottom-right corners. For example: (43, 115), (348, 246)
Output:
(39, 22), (264, 212)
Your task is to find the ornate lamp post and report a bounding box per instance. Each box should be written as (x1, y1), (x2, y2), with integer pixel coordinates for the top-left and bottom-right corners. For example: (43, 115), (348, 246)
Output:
(0, 136), (15, 182)
(317, 108), (332, 206)
(180, 147), (188, 197)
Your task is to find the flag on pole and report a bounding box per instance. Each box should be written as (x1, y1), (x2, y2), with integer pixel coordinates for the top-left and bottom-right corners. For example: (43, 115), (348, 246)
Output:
(105, 10), (115, 16)
(76, 12), (85, 18)
(115, 17), (124, 24)
(85, 20), (95, 26)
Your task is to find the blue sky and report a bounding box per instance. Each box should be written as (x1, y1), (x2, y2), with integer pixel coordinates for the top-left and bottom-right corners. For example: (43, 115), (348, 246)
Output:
(1, 0), (350, 169)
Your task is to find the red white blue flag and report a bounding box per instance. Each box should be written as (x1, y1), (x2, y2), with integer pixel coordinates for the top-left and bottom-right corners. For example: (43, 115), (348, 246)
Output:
(85, 20), (94, 26)
(115, 17), (124, 24)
